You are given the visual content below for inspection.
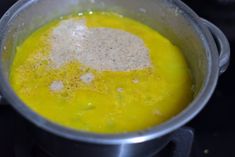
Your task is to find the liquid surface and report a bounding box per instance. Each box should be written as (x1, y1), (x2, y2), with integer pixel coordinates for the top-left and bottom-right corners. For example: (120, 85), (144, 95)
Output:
(10, 12), (193, 134)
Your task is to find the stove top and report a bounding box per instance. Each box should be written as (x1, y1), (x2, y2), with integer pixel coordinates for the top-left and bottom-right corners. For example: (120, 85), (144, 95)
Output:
(1, 1), (235, 157)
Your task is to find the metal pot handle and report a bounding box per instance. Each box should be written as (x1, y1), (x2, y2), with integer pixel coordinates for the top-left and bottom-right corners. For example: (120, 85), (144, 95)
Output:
(201, 18), (230, 75)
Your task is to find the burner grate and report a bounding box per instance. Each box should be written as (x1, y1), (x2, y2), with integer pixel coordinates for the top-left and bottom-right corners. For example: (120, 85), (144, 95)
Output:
(153, 128), (194, 157)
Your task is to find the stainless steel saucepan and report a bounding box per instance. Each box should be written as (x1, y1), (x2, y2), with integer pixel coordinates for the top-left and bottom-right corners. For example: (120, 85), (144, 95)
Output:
(0, 0), (230, 157)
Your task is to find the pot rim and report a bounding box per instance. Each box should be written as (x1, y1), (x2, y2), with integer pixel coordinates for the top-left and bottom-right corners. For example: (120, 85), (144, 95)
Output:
(0, 0), (219, 145)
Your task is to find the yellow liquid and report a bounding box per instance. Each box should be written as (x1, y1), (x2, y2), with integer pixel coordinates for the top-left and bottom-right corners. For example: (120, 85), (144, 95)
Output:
(10, 12), (193, 134)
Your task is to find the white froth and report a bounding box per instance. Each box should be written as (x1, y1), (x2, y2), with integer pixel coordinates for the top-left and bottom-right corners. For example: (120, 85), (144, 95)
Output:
(80, 72), (94, 84)
(132, 79), (139, 84)
(117, 88), (124, 93)
(50, 80), (64, 92)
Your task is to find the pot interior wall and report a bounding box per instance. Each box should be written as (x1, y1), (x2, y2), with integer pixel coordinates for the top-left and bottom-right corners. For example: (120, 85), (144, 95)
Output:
(0, 0), (207, 98)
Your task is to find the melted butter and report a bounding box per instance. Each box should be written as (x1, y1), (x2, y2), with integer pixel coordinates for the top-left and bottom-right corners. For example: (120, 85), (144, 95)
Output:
(10, 12), (193, 134)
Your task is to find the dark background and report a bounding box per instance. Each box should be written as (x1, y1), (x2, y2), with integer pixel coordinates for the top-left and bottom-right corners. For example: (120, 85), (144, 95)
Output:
(184, 0), (235, 157)
(0, 0), (235, 157)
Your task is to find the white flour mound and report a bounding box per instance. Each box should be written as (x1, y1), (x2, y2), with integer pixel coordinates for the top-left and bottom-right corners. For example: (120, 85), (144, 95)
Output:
(80, 72), (94, 84)
(50, 19), (151, 71)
